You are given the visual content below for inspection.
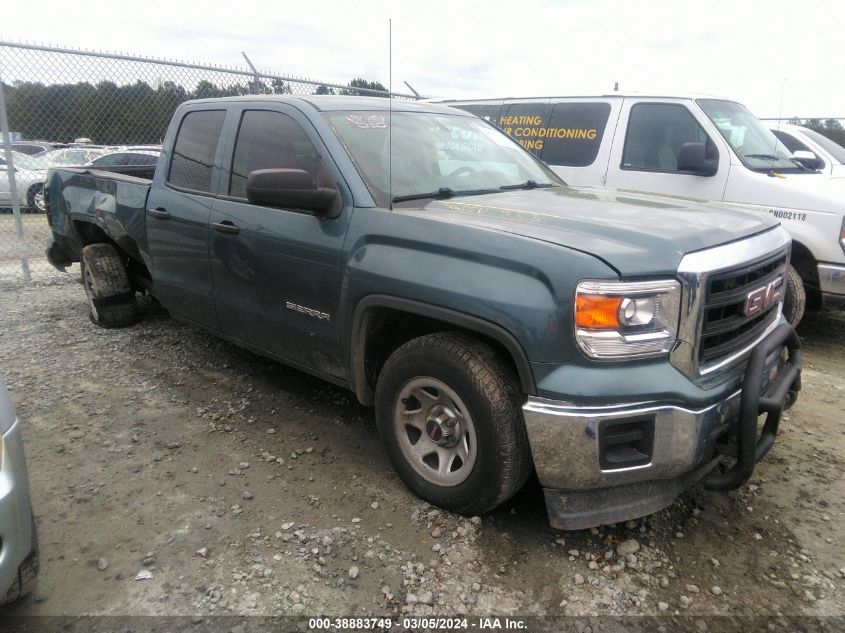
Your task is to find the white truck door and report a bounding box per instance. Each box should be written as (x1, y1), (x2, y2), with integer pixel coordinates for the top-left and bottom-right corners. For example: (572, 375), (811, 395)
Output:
(541, 99), (619, 186)
(605, 99), (730, 201)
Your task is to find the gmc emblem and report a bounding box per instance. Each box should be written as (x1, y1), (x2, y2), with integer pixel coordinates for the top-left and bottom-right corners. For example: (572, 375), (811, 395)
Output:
(743, 275), (784, 317)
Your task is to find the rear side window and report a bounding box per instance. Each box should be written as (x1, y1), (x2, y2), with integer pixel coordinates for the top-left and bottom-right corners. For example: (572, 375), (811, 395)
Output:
(452, 103), (503, 127)
(622, 103), (714, 172)
(168, 110), (226, 192)
(497, 103), (550, 155)
(229, 110), (327, 199)
(541, 103), (612, 167)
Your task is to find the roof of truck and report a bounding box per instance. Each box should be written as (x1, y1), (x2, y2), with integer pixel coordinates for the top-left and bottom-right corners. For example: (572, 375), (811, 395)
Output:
(437, 91), (732, 103)
(185, 94), (465, 115)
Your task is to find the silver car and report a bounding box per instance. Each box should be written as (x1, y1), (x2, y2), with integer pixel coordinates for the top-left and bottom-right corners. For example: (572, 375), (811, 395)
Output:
(0, 152), (50, 212)
(0, 379), (38, 605)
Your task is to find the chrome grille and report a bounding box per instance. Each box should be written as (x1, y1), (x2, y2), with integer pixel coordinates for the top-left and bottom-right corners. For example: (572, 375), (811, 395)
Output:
(699, 251), (787, 363)
(671, 227), (793, 381)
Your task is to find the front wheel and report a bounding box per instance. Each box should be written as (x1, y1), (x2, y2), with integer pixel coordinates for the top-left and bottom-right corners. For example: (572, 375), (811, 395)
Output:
(782, 265), (806, 327)
(375, 332), (532, 515)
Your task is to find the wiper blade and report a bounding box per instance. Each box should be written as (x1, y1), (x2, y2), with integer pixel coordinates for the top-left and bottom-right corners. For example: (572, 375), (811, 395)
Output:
(745, 154), (810, 170)
(499, 180), (556, 191)
(392, 187), (498, 203)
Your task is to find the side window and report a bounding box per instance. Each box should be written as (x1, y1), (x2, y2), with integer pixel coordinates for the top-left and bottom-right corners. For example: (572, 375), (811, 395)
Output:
(167, 110), (226, 192)
(132, 154), (159, 166)
(541, 103), (612, 167)
(622, 104), (715, 172)
(497, 103), (550, 156)
(771, 130), (810, 154)
(229, 110), (330, 199)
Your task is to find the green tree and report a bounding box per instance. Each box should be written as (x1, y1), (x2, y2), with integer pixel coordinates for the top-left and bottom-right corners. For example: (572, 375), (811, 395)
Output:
(341, 77), (388, 97)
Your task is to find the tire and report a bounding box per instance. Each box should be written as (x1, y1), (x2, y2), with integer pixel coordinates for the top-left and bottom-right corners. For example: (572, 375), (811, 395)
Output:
(81, 243), (139, 328)
(375, 332), (532, 515)
(26, 183), (45, 212)
(782, 265), (806, 327)
(0, 517), (38, 605)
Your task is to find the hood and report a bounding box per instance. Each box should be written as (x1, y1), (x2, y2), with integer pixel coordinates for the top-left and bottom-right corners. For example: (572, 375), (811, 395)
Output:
(408, 186), (778, 276)
(728, 169), (845, 215)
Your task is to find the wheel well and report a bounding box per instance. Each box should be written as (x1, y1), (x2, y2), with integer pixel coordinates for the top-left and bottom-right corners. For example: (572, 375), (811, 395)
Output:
(72, 220), (152, 288)
(790, 241), (821, 309)
(353, 303), (534, 406)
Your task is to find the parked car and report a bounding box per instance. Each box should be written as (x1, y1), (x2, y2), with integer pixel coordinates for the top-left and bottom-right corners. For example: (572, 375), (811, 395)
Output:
(0, 152), (50, 212)
(768, 123), (845, 177)
(87, 148), (161, 168)
(40, 147), (111, 167)
(0, 378), (38, 605)
(44, 96), (802, 530)
(9, 141), (68, 156)
(441, 94), (845, 324)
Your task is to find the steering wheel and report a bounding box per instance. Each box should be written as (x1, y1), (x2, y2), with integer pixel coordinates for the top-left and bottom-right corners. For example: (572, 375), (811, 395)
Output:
(448, 165), (478, 178)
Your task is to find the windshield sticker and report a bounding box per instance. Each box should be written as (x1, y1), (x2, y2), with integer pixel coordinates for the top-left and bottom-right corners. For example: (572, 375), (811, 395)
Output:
(346, 114), (387, 129)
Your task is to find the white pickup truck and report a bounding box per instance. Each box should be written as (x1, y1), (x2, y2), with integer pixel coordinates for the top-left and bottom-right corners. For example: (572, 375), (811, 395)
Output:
(441, 94), (845, 324)
(767, 122), (845, 178)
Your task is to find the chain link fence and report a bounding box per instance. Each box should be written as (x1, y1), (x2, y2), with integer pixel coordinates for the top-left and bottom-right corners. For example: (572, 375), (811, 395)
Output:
(0, 40), (418, 285)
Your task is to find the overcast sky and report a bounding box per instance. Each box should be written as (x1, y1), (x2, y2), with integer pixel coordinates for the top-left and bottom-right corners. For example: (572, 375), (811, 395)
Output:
(4, 0), (844, 117)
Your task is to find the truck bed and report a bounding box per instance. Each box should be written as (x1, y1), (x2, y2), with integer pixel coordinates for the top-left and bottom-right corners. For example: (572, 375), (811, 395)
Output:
(46, 166), (154, 271)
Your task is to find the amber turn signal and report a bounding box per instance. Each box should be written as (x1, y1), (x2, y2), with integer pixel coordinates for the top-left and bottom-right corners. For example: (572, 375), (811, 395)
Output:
(575, 294), (622, 329)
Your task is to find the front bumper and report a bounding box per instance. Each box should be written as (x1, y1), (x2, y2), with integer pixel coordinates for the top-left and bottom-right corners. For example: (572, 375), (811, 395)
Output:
(524, 324), (802, 530)
(0, 419), (36, 595)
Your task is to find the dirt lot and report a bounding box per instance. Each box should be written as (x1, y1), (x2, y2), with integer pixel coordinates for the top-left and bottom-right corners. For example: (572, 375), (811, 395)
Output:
(0, 279), (843, 624)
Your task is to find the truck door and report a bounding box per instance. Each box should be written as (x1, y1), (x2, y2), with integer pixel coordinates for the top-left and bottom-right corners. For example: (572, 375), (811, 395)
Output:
(209, 106), (351, 378)
(605, 99), (730, 201)
(146, 108), (226, 329)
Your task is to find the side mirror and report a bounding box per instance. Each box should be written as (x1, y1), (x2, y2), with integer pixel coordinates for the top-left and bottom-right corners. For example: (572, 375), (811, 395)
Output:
(246, 168), (339, 217)
(677, 143), (718, 176)
(792, 150), (823, 170)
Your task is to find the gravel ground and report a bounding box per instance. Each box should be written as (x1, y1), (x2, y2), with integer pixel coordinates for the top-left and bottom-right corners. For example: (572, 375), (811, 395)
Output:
(0, 279), (843, 622)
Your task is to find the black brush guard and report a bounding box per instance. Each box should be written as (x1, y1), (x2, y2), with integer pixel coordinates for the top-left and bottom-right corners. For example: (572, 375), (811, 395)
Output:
(703, 323), (802, 491)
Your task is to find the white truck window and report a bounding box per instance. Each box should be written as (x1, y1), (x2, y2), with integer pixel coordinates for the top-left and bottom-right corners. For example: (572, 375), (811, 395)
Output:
(541, 103), (611, 167)
(622, 103), (713, 173)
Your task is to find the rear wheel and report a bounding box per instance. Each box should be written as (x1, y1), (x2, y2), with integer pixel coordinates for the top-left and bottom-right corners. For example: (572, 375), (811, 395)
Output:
(81, 243), (139, 328)
(375, 332), (532, 515)
(26, 183), (45, 212)
(782, 265), (806, 327)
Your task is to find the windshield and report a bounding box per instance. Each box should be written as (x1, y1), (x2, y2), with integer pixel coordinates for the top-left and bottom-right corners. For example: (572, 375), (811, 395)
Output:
(323, 110), (562, 206)
(698, 99), (798, 171)
(800, 127), (845, 164)
(42, 147), (110, 167)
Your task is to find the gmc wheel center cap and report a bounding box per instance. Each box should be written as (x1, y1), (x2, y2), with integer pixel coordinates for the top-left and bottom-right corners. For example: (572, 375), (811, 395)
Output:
(425, 405), (460, 447)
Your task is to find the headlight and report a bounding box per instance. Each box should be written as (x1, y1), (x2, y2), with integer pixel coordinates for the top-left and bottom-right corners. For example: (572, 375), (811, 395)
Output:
(575, 279), (681, 359)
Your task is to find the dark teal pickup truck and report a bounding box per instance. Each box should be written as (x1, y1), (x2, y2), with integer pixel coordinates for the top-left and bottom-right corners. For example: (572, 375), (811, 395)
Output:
(44, 96), (802, 529)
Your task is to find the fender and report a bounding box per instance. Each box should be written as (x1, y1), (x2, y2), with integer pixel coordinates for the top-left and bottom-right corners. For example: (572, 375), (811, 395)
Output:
(350, 294), (536, 405)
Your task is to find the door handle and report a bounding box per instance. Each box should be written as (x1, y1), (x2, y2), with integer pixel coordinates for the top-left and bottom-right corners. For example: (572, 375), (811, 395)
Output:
(148, 207), (171, 219)
(212, 220), (240, 235)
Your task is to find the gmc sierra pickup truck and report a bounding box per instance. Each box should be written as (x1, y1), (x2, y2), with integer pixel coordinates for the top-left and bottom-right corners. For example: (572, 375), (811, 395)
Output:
(44, 96), (802, 529)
